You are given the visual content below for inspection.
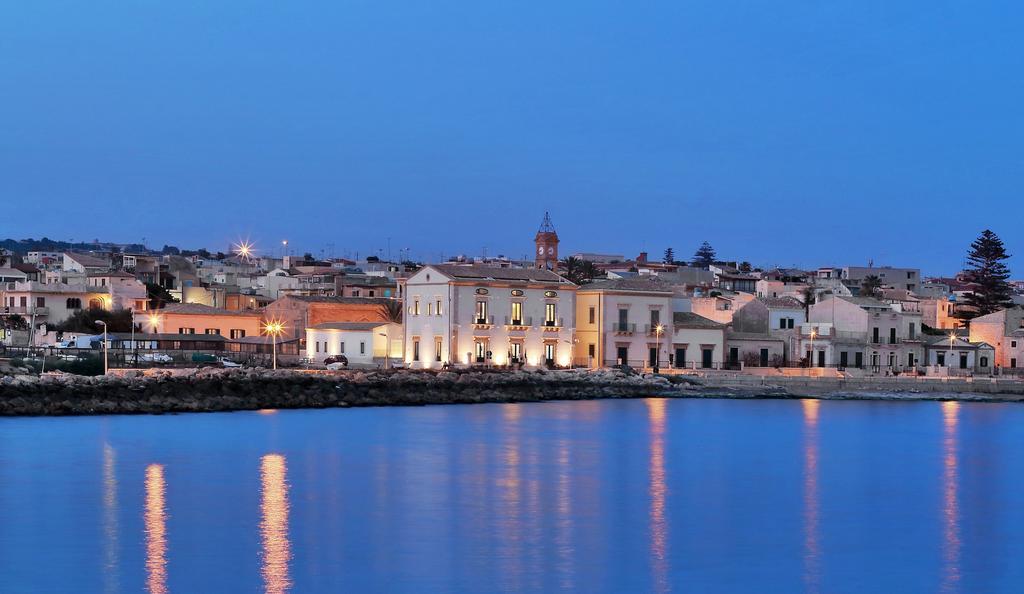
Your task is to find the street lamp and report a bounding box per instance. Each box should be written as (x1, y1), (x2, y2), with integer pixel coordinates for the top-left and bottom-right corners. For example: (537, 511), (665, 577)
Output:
(95, 320), (109, 375)
(653, 324), (664, 373)
(264, 320), (285, 370)
(809, 328), (818, 368)
(378, 330), (391, 368)
(148, 313), (161, 333)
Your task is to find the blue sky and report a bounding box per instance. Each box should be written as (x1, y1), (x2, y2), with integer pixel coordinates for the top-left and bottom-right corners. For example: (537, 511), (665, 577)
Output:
(2, 1), (1021, 274)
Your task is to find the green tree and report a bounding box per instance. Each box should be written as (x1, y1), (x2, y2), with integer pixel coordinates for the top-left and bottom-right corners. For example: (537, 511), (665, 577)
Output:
(958, 229), (1014, 321)
(377, 300), (404, 324)
(663, 247), (675, 264)
(145, 283), (179, 310)
(559, 257), (604, 285)
(860, 274), (883, 297)
(738, 261), (752, 273)
(692, 242), (716, 269)
(55, 308), (134, 333)
(2, 314), (29, 331)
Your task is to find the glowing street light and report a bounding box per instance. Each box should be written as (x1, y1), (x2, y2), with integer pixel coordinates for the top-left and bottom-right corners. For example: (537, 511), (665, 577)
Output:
(653, 324), (665, 373)
(809, 328), (818, 368)
(264, 320), (285, 370)
(233, 240), (256, 263)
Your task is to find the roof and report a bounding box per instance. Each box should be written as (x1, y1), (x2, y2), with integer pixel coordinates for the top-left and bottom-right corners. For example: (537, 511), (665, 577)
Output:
(159, 303), (263, 317)
(673, 312), (725, 329)
(11, 263), (40, 274)
(87, 271), (137, 278)
(726, 330), (786, 342)
(757, 296), (804, 309)
(310, 321), (392, 331)
(429, 264), (571, 285)
(280, 295), (393, 305)
(65, 253), (111, 268)
(579, 277), (675, 294)
(926, 336), (992, 349)
(838, 296), (892, 309)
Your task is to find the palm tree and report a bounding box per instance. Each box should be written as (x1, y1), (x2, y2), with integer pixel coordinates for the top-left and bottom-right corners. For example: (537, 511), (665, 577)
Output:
(800, 285), (817, 320)
(560, 256), (586, 284)
(860, 275), (883, 297)
(378, 299), (403, 324)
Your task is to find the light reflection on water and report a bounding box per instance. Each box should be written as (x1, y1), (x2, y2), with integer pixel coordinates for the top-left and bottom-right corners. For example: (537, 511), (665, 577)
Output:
(646, 398), (669, 593)
(802, 399), (821, 594)
(941, 401), (960, 593)
(144, 464), (167, 594)
(260, 454), (292, 594)
(1, 398), (1021, 592)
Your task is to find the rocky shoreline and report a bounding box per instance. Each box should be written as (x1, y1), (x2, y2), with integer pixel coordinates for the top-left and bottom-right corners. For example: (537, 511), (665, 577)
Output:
(1, 367), (1023, 417)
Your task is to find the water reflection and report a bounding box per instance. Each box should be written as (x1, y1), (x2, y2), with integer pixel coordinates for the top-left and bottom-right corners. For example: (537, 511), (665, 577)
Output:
(103, 443), (119, 594)
(497, 403), (523, 591)
(555, 438), (574, 590)
(144, 464), (167, 594)
(646, 398), (668, 593)
(260, 454), (292, 594)
(802, 399), (821, 593)
(941, 401), (960, 593)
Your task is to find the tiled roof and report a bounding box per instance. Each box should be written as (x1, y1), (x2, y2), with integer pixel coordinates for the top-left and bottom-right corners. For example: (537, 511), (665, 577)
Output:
(65, 253), (111, 268)
(281, 295), (393, 305)
(580, 277), (675, 293)
(310, 321), (391, 331)
(757, 296), (804, 309)
(838, 296), (892, 309)
(430, 264), (571, 284)
(673, 312), (725, 329)
(159, 303), (263, 316)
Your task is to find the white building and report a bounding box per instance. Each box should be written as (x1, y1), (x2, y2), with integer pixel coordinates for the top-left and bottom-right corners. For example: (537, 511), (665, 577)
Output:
(1, 281), (110, 326)
(402, 264), (577, 369)
(306, 321), (402, 367)
(924, 336), (995, 376)
(86, 271), (148, 311)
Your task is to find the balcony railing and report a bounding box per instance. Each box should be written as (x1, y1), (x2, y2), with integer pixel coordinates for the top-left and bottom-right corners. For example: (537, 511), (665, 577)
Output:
(3, 306), (48, 316)
(611, 322), (636, 334)
(542, 318), (563, 330)
(504, 316), (532, 329)
(473, 315), (495, 327)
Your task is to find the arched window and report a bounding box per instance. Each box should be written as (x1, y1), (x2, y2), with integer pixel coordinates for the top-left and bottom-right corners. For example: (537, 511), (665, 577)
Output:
(980, 356), (989, 368)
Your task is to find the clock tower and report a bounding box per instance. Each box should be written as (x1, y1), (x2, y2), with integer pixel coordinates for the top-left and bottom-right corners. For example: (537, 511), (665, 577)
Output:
(534, 212), (559, 270)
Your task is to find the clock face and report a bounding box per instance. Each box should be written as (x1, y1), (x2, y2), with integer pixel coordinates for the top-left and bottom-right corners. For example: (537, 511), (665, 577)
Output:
(547, 247), (554, 254)
(538, 246), (545, 255)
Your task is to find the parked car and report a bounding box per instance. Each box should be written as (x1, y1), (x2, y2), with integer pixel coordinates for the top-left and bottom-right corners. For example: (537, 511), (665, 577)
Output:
(218, 357), (241, 368)
(324, 355), (348, 368)
(140, 353), (174, 364)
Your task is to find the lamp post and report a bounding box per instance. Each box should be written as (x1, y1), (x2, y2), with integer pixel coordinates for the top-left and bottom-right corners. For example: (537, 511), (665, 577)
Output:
(809, 328), (817, 368)
(653, 324), (664, 373)
(95, 320), (108, 375)
(378, 330), (391, 368)
(264, 321), (284, 370)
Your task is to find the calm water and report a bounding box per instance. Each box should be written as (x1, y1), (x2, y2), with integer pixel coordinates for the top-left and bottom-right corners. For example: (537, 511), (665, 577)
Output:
(1, 398), (1023, 593)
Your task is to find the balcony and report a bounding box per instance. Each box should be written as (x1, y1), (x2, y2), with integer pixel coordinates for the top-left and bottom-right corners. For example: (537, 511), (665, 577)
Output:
(610, 322), (636, 335)
(4, 306), (48, 316)
(473, 315), (495, 329)
(644, 324), (669, 337)
(504, 316), (532, 331)
(542, 318), (564, 332)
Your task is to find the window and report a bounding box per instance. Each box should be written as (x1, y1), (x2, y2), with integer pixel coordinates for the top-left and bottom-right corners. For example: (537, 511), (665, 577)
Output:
(617, 308), (628, 331)
(369, 290), (375, 297)
(179, 327), (195, 334)
(650, 310), (660, 327)
(908, 323), (916, 340)
(788, 318), (795, 329)
(545, 303), (556, 326)
(475, 341), (486, 362)
(315, 342), (320, 353)
(475, 300), (488, 323)
(588, 343), (595, 357)
(545, 343), (555, 363)
(66, 297), (82, 309)
(980, 356), (989, 368)
(360, 342), (365, 355)
(413, 299), (420, 315)
(511, 342), (522, 362)
(779, 318), (787, 330)
(340, 341), (345, 353)
(588, 307), (595, 324)
(1013, 341), (1018, 348)
(19, 296), (27, 307)
(412, 339), (419, 361)
(427, 302), (433, 316)
(889, 328), (897, 344)
(352, 289), (361, 297)
(230, 329), (246, 339)
(937, 352), (946, 367)
(872, 327), (880, 343)
(511, 302), (523, 325)
(435, 299), (443, 316)
(435, 339), (442, 362)
(204, 329), (220, 336)
(36, 296), (46, 307)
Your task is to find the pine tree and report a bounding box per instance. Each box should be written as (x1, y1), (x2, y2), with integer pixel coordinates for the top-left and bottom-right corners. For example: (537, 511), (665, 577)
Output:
(663, 247), (675, 264)
(959, 230), (1014, 320)
(692, 242), (716, 269)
